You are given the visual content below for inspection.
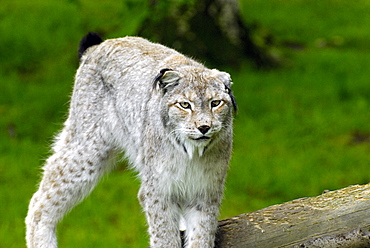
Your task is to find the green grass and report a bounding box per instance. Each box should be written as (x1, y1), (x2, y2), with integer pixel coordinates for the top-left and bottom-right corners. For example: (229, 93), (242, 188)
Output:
(222, 49), (370, 216)
(1, 0), (370, 247)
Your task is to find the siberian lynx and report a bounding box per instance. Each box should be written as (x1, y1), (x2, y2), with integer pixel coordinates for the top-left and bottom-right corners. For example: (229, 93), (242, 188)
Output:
(26, 33), (236, 248)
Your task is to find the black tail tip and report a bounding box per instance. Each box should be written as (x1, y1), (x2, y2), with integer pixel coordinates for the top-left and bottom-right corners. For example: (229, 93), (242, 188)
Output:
(78, 32), (103, 60)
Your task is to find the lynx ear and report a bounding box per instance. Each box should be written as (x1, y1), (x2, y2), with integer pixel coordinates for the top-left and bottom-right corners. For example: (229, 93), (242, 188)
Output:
(213, 70), (232, 87)
(212, 70), (237, 114)
(153, 69), (181, 93)
(78, 32), (103, 60)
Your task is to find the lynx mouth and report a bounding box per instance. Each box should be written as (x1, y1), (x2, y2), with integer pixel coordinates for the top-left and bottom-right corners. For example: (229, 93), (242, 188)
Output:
(193, 136), (210, 141)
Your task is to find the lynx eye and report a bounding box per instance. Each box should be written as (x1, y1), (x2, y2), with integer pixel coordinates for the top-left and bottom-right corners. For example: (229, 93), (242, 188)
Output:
(178, 102), (191, 110)
(211, 100), (222, 108)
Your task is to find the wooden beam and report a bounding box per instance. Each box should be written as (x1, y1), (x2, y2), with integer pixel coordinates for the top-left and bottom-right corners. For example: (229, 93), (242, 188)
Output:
(215, 183), (370, 247)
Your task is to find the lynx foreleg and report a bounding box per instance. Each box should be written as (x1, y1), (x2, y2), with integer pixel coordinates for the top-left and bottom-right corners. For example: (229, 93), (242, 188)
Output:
(26, 127), (115, 248)
(138, 186), (182, 248)
(183, 195), (222, 248)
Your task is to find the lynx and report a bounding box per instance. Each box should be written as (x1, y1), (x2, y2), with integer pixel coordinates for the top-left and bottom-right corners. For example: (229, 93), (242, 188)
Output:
(26, 33), (237, 248)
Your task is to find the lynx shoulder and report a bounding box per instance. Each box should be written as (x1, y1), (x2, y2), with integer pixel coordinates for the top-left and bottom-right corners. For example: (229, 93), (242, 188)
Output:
(26, 33), (236, 248)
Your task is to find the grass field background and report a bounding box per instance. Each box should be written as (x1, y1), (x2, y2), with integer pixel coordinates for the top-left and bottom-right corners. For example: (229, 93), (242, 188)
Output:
(1, 0), (369, 247)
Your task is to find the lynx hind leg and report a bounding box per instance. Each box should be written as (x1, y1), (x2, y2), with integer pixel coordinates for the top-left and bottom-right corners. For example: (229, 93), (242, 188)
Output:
(26, 126), (116, 248)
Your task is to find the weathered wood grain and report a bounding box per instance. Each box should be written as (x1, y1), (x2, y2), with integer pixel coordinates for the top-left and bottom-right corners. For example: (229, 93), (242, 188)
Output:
(215, 183), (370, 248)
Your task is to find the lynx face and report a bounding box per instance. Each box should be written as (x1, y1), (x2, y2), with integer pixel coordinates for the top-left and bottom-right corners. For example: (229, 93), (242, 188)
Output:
(155, 68), (236, 159)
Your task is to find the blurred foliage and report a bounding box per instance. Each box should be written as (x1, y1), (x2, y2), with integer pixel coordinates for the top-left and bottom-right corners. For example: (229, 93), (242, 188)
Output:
(0, 0), (79, 74)
(0, 0), (149, 76)
(0, 0), (370, 247)
(139, 0), (281, 68)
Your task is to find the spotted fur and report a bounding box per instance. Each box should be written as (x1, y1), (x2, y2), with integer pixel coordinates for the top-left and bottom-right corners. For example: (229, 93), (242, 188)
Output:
(26, 34), (236, 248)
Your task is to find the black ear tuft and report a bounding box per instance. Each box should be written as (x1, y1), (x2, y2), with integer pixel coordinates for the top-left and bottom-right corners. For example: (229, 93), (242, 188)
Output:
(78, 32), (103, 60)
(225, 84), (238, 114)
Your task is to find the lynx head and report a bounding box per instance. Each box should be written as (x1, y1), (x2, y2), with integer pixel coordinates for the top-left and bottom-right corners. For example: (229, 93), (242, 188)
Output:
(154, 67), (237, 159)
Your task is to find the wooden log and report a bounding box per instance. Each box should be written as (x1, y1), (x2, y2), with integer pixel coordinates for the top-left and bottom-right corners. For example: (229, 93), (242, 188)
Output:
(215, 183), (370, 248)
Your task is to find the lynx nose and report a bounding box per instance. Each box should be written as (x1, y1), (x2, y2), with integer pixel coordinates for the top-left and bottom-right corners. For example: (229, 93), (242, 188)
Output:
(197, 125), (210, 134)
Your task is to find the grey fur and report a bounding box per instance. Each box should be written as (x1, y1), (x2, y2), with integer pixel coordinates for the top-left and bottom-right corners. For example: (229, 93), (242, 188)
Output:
(26, 36), (236, 248)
